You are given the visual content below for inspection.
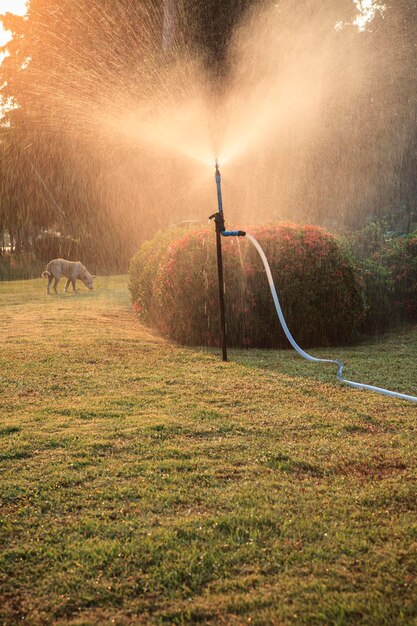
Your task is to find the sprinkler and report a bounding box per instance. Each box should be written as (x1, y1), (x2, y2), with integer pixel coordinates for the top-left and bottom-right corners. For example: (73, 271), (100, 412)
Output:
(209, 160), (245, 361)
(211, 160), (246, 238)
(209, 161), (417, 404)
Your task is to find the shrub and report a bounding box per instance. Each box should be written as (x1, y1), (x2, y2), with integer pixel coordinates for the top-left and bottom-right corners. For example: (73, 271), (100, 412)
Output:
(130, 223), (366, 349)
(358, 259), (395, 334)
(129, 226), (194, 320)
(386, 233), (417, 321)
(345, 221), (388, 260)
(235, 224), (365, 348)
(344, 226), (417, 329)
(0, 252), (43, 281)
(343, 225), (398, 333)
(33, 232), (79, 265)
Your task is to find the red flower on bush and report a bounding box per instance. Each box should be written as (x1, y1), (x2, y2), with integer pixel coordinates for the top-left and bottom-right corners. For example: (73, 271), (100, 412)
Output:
(133, 302), (143, 316)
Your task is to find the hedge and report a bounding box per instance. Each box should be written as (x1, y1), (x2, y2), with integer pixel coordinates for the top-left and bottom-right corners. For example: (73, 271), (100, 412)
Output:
(130, 223), (366, 349)
(386, 234), (417, 321)
(344, 226), (417, 330)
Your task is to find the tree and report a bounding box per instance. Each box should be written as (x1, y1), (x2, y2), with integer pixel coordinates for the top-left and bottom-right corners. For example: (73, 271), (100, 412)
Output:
(1, 0), (416, 271)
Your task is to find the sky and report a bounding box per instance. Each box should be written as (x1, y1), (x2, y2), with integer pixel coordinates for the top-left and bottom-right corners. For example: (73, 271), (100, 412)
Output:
(0, 0), (28, 16)
(0, 0), (28, 49)
(0, 0), (28, 114)
(353, 0), (385, 31)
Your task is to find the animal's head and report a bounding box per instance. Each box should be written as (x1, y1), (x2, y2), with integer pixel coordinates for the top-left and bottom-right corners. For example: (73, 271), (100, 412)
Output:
(82, 271), (96, 290)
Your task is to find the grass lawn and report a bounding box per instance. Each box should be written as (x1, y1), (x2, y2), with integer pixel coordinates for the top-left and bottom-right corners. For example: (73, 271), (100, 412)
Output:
(0, 275), (416, 625)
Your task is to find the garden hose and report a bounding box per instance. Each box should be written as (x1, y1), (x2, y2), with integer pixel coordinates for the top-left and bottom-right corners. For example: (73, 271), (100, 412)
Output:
(245, 233), (417, 404)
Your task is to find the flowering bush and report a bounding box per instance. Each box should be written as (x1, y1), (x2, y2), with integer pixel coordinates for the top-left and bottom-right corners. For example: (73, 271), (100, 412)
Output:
(129, 223), (366, 348)
(239, 224), (366, 347)
(129, 226), (193, 322)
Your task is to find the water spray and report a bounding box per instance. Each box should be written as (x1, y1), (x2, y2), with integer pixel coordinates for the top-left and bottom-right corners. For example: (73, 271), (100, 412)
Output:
(209, 161), (417, 404)
(23, 144), (69, 227)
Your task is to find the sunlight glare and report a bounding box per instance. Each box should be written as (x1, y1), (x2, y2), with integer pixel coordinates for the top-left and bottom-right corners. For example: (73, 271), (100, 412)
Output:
(353, 0), (385, 31)
(0, 0), (28, 16)
(0, 23), (11, 46)
(0, 0), (28, 68)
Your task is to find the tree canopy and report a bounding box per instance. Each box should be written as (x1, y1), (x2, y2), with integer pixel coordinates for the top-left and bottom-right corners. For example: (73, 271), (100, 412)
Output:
(0, 0), (416, 266)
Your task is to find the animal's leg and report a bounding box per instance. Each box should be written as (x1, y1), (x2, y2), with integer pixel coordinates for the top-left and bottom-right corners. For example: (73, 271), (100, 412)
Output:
(53, 277), (60, 294)
(64, 279), (70, 293)
(72, 279), (78, 293)
(47, 274), (53, 295)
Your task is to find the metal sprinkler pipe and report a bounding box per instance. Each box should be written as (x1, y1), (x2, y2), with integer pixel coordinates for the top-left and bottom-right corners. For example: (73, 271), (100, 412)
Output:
(209, 160), (246, 362)
(209, 160), (227, 361)
(215, 159), (224, 217)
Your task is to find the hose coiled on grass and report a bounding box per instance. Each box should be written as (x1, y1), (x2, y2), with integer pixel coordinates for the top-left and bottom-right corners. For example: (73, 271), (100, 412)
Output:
(246, 233), (417, 404)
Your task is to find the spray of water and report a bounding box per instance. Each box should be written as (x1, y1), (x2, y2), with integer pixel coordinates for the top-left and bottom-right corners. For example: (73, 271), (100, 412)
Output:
(1, 0), (416, 257)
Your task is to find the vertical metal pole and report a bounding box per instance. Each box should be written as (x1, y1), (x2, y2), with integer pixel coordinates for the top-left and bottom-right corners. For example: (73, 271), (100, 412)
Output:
(210, 162), (245, 361)
(210, 160), (227, 362)
(215, 225), (228, 362)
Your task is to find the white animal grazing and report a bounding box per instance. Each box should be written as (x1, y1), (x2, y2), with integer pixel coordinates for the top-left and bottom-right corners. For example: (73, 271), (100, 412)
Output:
(42, 259), (96, 295)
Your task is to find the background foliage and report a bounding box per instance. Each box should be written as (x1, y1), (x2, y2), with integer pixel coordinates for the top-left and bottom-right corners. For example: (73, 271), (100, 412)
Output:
(344, 224), (417, 332)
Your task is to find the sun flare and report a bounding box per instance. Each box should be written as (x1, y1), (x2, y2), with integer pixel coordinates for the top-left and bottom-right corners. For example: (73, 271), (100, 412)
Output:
(0, 0), (28, 52)
(0, 0), (28, 16)
(353, 0), (385, 31)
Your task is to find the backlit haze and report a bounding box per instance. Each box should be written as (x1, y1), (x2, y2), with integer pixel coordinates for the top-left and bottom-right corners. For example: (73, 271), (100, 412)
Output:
(80, 0), (393, 235)
(4, 0), (415, 260)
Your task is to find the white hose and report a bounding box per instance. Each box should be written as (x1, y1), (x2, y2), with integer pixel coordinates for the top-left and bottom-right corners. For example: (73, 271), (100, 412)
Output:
(246, 233), (417, 404)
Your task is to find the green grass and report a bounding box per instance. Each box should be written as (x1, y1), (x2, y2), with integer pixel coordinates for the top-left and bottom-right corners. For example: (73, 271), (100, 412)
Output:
(0, 275), (416, 625)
